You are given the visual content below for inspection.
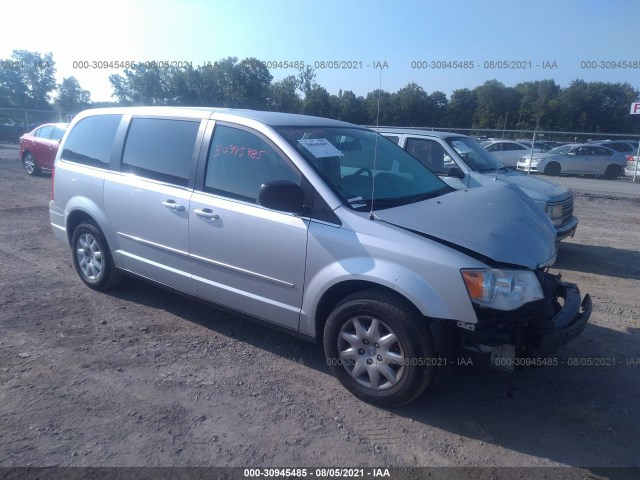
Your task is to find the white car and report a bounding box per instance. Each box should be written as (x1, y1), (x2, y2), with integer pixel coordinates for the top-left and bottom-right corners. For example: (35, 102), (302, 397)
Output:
(482, 140), (541, 167)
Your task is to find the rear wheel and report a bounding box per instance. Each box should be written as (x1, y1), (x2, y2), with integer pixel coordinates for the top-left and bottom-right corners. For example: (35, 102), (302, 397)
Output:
(71, 221), (122, 290)
(323, 289), (438, 406)
(23, 152), (40, 176)
(544, 162), (561, 176)
(603, 164), (623, 180)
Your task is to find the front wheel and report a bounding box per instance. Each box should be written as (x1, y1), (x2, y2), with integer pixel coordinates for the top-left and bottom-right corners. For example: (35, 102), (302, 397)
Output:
(71, 221), (122, 290)
(23, 152), (40, 176)
(323, 289), (438, 406)
(544, 162), (561, 176)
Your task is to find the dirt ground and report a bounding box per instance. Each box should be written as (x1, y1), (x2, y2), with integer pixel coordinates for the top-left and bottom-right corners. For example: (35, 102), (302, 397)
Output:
(0, 146), (639, 474)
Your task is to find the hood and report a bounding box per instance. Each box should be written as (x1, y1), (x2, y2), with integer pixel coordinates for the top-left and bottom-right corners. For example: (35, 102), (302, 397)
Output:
(375, 183), (557, 269)
(473, 170), (571, 203)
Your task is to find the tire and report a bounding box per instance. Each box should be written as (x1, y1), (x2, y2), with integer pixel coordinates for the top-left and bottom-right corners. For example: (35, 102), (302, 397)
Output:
(323, 289), (438, 407)
(544, 162), (561, 176)
(71, 221), (122, 290)
(603, 164), (623, 180)
(23, 152), (40, 176)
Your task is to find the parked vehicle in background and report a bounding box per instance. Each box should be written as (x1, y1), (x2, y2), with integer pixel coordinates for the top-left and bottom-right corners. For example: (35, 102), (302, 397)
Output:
(481, 140), (541, 167)
(373, 128), (578, 240)
(49, 107), (591, 406)
(625, 154), (640, 178)
(517, 144), (628, 179)
(19, 123), (68, 175)
(517, 140), (564, 152)
(0, 115), (32, 143)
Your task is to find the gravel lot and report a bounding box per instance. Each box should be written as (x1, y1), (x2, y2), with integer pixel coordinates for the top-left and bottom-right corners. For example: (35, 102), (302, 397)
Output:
(1, 145), (639, 474)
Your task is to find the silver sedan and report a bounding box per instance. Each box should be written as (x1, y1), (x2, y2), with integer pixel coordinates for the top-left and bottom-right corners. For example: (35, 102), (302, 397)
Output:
(517, 144), (628, 179)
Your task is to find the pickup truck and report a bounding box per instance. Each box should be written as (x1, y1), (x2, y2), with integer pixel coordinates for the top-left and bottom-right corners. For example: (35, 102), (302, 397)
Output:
(373, 128), (579, 241)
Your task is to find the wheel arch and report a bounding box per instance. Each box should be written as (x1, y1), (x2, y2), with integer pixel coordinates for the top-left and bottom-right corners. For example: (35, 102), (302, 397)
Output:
(544, 161), (561, 175)
(66, 209), (96, 245)
(604, 163), (624, 178)
(64, 200), (115, 251)
(313, 281), (409, 341)
(310, 277), (461, 346)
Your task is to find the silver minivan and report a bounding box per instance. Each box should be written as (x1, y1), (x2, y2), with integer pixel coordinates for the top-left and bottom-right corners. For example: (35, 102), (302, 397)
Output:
(373, 128), (579, 241)
(50, 107), (591, 406)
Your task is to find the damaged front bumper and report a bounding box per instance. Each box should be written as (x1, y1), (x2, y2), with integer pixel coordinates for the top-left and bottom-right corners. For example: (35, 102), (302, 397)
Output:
(456, 273), (592, 371)
(531, 283), (591, 355)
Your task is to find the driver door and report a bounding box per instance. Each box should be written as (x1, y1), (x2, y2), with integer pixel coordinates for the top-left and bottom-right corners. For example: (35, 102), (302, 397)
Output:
(189, 122), (309, 330)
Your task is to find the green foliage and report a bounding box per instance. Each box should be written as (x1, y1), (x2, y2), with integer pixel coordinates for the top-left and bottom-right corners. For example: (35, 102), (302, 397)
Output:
(515, 80), (560, 130)
(472, 80), (522, 129)
(335, 90), (367, 124)
(447, 89), (476, 128)
(55, 77), (91, 113)
(557, 80), (638, 132)
(268, 75), (302, 113)
(0, 50), (56, 109)
(297, 65), (316, 97)
(302, 85), (333, 118)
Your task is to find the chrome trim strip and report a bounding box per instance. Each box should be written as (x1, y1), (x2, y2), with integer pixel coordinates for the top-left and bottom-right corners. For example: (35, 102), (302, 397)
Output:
(117, 251), (192, 278)
(192, 273), (298, 312)
(117, 232), (294, 288)
(51, 223), (66, 234)
(117, 232), (190, 256)
(190, 253), (294, 288)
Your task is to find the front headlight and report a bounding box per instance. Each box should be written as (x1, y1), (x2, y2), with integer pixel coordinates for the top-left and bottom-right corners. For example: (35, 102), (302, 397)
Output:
(461, 269), (544, 311)
(546, 203), (563, 226)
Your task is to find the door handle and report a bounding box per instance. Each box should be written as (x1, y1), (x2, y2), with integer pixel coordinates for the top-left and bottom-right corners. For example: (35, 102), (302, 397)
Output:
(194, 208), (219, 219)
(162, 200), (185, 211)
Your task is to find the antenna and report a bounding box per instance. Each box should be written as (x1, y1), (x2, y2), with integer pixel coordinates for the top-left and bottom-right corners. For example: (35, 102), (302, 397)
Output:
(495, 111), (508, 180)
(369, 68), (383, 220)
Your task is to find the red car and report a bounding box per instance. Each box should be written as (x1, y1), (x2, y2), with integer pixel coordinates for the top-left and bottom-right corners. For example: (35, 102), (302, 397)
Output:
(19, 123), (68, 175)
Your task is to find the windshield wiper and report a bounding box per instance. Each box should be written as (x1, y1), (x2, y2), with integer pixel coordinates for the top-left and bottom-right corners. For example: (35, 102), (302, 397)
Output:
(349, 197), (406, 206)
(348, 188), (449, 210)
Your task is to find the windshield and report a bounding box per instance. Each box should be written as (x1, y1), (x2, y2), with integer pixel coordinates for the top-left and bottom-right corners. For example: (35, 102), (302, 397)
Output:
(276, 127), (451, 210)
(444, 136), (506, 173)
(547, 145), (573, 155)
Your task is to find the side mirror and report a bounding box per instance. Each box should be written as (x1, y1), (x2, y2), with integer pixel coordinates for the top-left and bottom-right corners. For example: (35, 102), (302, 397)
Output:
(258, 180), (305, 214)
(445, 167), (465, 179)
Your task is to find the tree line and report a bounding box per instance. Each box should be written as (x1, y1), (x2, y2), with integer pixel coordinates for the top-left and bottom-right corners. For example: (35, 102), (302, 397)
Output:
(2, 50), (639, 134)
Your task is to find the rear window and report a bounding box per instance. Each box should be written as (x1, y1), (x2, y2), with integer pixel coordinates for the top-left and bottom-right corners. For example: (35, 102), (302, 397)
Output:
(36, 125), (53, 139)
(51, 125), (66, 141)
(62, 115), (122, 167)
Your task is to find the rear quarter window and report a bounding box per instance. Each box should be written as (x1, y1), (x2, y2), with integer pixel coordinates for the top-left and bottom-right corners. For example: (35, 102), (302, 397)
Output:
(61, 115), (122, 167)
(382, 135), (400, 145)
(121, 118), (201, 186)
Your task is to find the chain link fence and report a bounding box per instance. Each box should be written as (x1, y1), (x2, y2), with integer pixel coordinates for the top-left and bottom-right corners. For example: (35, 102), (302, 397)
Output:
(0, 108), (76, 143)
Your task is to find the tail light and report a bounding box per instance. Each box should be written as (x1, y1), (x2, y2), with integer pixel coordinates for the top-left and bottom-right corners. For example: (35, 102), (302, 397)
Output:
(51, 165), (55, 201)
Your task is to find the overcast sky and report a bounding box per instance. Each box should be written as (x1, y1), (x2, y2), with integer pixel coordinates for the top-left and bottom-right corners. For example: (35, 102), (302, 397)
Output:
(2, 0), (639, 102)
